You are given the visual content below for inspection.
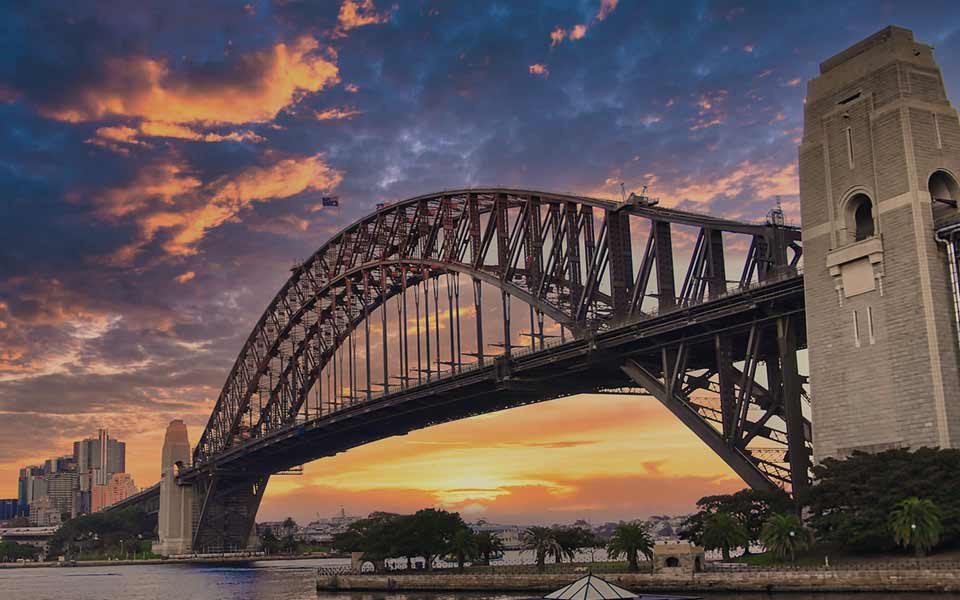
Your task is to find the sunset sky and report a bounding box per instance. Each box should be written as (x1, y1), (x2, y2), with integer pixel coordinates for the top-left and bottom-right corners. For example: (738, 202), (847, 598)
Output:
(2, 1), (959, 526)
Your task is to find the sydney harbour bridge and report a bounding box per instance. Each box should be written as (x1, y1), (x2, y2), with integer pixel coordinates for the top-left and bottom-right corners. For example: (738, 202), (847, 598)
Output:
(117, 188), (810, 552)
(111, 26), (960, 555)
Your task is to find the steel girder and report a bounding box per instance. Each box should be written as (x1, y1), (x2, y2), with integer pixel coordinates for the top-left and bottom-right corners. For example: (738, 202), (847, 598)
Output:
(194, 188), (802, 478)
(621, 314), (812, 492)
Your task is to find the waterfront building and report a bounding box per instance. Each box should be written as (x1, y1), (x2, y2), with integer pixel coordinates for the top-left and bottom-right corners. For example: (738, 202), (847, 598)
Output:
(470, 521), (524, 549)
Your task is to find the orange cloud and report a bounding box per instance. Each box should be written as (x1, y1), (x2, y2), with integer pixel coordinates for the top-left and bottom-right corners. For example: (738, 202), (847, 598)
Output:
(596, 0), (619, 21)
(138, 121), (263, 143)
(97, 162), (202, 219)
(344, 83), (360, 93)
(550, 26), (567, 46)
(664, 160), (799, 206)
(42, 36), (338, 126)
(570, 24), (588, 40)
(337, 0), (392, 34)
(175, 271), (195, 284)
(529, 63), (549, 77)
(88, 122), (263, 152)
(315, 107), (361, 120)
(103, 154), (343, 261)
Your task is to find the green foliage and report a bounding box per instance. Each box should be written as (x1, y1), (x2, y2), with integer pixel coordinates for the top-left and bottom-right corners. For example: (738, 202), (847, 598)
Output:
(701, 512), (749, 560)
(805, 447), (960, 553)
(679, 488), (791, 551)
(445, 527), (478, 571)
(889, 497), (942, 557)
(332, 508), (468, 571)
(760, 513), (811, 562)
(522, 526), (562, 572)
(332, 511), (403, 568)
(474, 531), (504, 565)
(45, 508), (156, 561)
(0, 540), (40, 562)
(552, 526), (597, 563)
(605, 521), (653, 572)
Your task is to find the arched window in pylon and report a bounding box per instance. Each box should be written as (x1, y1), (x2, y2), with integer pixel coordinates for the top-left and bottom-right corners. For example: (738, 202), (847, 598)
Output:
(930, 170), (960, 226)
(844, 193), (875, 242)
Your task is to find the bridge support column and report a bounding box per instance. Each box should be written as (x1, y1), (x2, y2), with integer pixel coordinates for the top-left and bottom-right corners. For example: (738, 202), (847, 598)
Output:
(801, 27), (960, 460)
(192, 474), (268, 553)
(153, 420), (195, 557)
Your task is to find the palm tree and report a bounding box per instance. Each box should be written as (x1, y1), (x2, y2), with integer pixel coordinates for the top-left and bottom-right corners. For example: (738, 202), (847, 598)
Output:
(553, 526), (596, 563)
(446, 528), (478, 572)
(475, 532), (505, 566)
(702, 512), (749, 561)
(606, 521), (654, 572)
(522, 526), (561, 572)
(889, 497), (942, 557)
(760, 513), (811, 562)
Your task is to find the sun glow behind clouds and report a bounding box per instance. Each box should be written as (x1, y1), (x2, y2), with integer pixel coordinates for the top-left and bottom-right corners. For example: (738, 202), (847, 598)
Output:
(258, 394), (741, 523)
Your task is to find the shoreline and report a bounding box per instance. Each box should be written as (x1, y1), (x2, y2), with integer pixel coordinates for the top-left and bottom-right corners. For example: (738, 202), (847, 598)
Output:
(0, 553), (342, 569)
(318, 570), (960, 594)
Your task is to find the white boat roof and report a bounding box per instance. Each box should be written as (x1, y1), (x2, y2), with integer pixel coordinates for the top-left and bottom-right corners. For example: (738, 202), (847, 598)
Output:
(545, 574), (638, 600)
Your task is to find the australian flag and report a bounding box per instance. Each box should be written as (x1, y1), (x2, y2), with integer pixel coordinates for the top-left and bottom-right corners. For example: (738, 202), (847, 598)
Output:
(321, 196), (340, 207)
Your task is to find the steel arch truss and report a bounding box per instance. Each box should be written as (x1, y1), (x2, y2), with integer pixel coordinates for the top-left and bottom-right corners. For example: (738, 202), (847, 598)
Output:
(194, 188), (802, 474)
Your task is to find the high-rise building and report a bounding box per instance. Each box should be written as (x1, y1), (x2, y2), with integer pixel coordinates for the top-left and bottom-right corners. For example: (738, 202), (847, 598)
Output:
(17, 466), (43, 516)
(28, 496), (61, 527)
(91, 473), (139, 512)
(73, 429), (125, 485)
(15, 429), (129, 519)
(0, 499), (18, 521)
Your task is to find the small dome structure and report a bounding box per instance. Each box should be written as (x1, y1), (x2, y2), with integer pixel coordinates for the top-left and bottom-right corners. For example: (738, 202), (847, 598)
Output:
(544, 573), (698, 600)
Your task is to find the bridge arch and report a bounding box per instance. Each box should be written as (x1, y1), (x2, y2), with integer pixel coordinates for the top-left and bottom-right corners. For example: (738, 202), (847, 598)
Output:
(194, 188), (791, 465)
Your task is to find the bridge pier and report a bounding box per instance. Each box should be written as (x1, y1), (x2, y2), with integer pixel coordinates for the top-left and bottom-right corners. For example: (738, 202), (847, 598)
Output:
(153, 420), (195, 557)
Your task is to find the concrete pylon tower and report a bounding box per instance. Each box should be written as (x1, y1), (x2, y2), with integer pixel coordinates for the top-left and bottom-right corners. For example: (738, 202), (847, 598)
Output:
(153, 419), (194, 556)
(800, 26), (960, 461)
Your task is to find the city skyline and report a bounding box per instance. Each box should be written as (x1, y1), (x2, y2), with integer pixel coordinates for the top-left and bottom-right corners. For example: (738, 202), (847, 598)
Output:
(2, 1), (960, 526)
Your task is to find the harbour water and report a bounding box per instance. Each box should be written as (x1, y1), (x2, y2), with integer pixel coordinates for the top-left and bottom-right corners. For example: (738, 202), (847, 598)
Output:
(1, 559), (958, 600)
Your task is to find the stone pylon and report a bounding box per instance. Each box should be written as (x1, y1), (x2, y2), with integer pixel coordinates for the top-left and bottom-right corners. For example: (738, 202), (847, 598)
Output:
(153, 419), (195, 556)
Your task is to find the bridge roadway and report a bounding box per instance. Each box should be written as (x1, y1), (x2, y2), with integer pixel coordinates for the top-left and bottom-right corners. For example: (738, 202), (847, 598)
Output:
(112, 273), (805, 516)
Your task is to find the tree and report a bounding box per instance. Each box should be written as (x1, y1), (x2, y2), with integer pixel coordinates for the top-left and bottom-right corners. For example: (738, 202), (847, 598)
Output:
(679, 488), (791, 553)
(475, 531), (504, 565)
(446, 528), (478, 571)
(260, 528), (281, 555)
(889, 497), (942, 557)
(605, 521), (653, 572)
(553, 526), (596, 563)
(332, 512), (403, 571)
(701, 512), (749, 560)
(0, 541), (39, 562)
(46, 508), (155, 561)
(405, 508), (466, 570)
(282, 517), (298, 532)
(760, 513), (811, 562)
(805, 448), (960, 553)
(523, 526), (561, 572)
